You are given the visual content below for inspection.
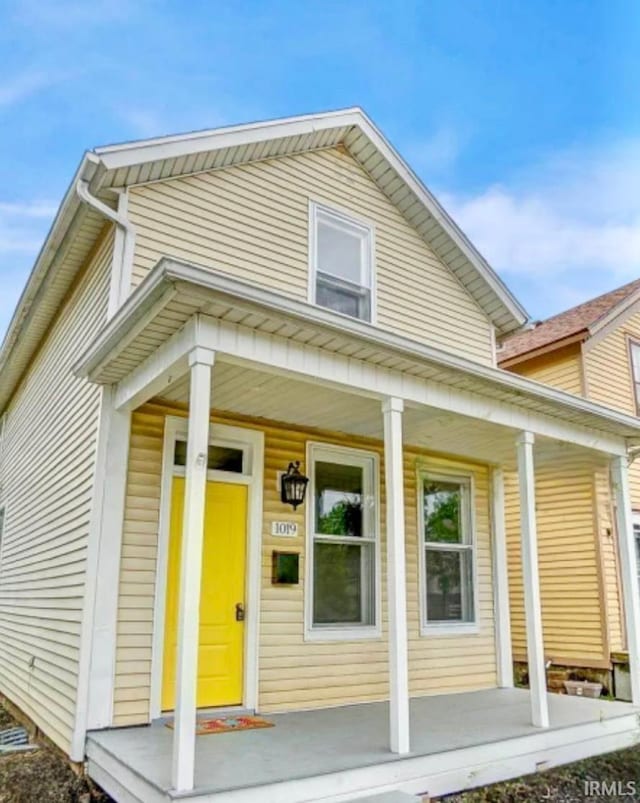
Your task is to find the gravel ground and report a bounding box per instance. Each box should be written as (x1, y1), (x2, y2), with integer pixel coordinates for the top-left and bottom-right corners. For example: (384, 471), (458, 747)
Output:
(444, 745), (640, 802)
(0, 706), (112, 803)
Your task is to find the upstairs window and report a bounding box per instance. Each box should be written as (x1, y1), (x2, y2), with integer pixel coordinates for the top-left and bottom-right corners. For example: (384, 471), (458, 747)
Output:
(310, 203), (373, 322)
(630, 341), (640, 415)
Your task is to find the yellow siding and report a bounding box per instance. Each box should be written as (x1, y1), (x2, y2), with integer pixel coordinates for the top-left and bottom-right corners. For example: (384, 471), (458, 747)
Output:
(127, 147), (494, 366)
(583, 311), (640, 417)
(594, 464), (624, 653)
(505, 456), (608, 666)
(0, 229), (113, 751)
(506, 344), (583, 395)
(113, 404), (496, 725)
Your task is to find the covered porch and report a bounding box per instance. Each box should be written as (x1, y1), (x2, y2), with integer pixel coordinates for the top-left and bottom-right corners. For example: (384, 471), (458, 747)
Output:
(86, 688), (639, 802)
(74, 258), (640, 799)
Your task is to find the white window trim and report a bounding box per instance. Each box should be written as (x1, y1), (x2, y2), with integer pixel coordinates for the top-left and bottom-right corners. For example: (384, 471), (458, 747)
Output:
(304, 441), (382, 642)
(417, 468), (480, 637)
(308, 200), (377, 325)
(149, 415), (264, 718)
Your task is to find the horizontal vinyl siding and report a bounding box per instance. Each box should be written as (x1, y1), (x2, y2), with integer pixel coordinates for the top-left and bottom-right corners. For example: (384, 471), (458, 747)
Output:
(594, 464), (624, 654)
(505, 457), (607, 666)
(507, 345), (583, 395)
(0, 229), (113, 751)
(127, 147), (494, 365)
(113, 404), (496, 725)
(584, 311), (640, 417)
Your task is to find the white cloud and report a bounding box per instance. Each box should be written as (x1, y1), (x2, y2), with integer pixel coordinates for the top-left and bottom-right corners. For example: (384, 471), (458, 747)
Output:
(407, 125), (467, 174)
(0, 71), (56, 108)
(441, 139), (640, 289)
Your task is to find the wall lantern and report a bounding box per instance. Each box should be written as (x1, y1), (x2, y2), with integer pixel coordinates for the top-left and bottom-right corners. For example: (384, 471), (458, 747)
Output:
(280, 461), (309, 509)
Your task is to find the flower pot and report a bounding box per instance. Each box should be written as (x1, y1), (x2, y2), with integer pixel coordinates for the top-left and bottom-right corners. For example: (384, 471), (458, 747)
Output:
(563, 680), (602, 698)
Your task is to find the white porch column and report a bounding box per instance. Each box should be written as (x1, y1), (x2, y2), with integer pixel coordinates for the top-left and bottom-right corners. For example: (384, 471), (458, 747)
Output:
(516, 432), (549, 728)
(172, 347), (215, 792)
(382, 397), (410, 755)
(611, 455), (640, 705)
(490, 467), (513, 688)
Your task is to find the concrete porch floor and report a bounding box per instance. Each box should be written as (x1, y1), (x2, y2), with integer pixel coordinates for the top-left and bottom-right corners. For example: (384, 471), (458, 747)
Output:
(86, 688), (640, 803)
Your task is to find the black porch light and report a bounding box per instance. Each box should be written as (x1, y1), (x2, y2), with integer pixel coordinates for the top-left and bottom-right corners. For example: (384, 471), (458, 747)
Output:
(280, 461), (309, 510)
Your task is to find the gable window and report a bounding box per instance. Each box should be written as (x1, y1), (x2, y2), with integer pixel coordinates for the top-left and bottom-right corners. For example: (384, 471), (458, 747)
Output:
(630, 341), (640, 415)
(306, 444), (379, 639)
(419, 472), (476, 632)
(310, 203), (374, 322)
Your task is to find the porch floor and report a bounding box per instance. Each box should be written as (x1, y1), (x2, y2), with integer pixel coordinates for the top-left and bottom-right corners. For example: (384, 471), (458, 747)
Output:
(87, 688), (640, 802)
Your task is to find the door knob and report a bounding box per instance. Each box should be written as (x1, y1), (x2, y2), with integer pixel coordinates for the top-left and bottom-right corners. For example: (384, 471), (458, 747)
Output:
(235, 602), (245, 622)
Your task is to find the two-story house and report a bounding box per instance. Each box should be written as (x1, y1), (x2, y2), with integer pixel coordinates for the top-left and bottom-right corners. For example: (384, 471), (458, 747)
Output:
(2, 109), (640, 803)
(500, 280), (640, 699)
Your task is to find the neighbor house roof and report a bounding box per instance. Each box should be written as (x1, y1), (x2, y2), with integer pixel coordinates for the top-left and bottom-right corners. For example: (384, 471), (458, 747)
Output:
(0, 107), (528, 413)
(499, 278), (640, 366)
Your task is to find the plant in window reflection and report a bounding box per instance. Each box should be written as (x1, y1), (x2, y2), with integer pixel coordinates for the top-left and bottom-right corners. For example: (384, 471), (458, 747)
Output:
(424, 486), (463, 620)
(424, 487), (460, 543)
(318, 499), (362, 537)
(314, 542), (362, 623)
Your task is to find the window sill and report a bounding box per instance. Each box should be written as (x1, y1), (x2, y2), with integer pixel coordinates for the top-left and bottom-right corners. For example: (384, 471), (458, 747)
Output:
(304, 625), (382, 643)
(420, 623), (479, 638)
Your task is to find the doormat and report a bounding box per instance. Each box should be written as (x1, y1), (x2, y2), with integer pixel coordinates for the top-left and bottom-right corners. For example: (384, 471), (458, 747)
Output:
(165, 715), (274, 735)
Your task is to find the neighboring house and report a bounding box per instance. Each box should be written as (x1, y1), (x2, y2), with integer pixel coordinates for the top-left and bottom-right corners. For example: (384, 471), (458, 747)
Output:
(1, 109), (640, 803)
(500, 280), (640, 696)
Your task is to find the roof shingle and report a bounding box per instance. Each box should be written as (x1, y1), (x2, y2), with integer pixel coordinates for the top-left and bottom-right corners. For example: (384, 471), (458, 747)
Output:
(499, 278), (640, 363)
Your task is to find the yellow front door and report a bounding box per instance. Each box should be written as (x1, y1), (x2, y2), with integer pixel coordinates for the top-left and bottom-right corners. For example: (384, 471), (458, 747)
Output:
(162, 478), (248, 711)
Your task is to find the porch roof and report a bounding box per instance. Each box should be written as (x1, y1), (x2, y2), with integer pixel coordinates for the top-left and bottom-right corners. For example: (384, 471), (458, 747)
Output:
(76, 258), (640, 452)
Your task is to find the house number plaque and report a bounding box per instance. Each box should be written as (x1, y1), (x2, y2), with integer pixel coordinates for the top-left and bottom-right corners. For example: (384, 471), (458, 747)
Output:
(271, 521), (298, 537)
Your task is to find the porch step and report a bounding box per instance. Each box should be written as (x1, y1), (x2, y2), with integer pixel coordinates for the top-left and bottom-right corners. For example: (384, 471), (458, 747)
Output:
(349, 793), (422, 803)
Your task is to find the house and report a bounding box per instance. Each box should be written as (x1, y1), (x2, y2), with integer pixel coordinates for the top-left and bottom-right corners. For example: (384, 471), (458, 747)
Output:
(500, 280), (640, 698)
(1, 109), (640, 803)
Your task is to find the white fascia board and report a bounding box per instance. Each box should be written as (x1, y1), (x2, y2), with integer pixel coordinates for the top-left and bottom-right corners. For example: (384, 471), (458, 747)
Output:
(93, 108), (364, 170)
(77, 259), (640, 443)
(585, 292), (640, 353)
(92, 106), (526, 334)
(352, 115), (528, 332)
(0, 153), (105, 413)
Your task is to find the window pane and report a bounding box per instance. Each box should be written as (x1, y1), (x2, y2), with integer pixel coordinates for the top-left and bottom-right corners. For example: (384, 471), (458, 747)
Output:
(313, 541), (374, 625)
(315, 461), (364, 537)
(317, 219), (363, 284)
(423, 480), (463, 544)
(425, 548), (474, 622)
(316, 279), (370, 320)
(174, 441), (244, 472)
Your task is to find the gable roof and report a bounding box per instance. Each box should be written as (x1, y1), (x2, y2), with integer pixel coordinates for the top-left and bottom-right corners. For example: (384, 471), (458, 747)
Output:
(0, 108), (528, 413)
(499, 277), (640, 365)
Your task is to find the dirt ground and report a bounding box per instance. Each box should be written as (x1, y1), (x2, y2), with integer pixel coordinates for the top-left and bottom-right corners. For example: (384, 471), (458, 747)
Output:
(0, 707), (112, 803)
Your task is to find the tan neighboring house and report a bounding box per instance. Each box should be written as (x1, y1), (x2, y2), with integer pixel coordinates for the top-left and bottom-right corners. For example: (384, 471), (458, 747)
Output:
(2, 109), (640, 803)
(500, 280), (640, 695)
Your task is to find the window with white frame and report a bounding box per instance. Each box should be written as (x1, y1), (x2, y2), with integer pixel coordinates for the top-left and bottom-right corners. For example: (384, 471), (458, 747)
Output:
(420, 473), (476, 627)
(308, 445), (378, 634)
(310, 203), (373, 322)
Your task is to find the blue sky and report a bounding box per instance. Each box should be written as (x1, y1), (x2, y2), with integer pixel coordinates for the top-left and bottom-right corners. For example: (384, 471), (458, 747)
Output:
(2, 0), (640, 339)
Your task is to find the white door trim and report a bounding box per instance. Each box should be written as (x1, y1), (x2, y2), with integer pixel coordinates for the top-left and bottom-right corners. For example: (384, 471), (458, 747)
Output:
(149, 415), (264, 719)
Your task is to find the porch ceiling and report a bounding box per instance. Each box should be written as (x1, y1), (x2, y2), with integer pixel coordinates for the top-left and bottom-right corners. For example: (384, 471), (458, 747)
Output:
(75, 258), (640, 454)
(158, 360), (607, 470)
